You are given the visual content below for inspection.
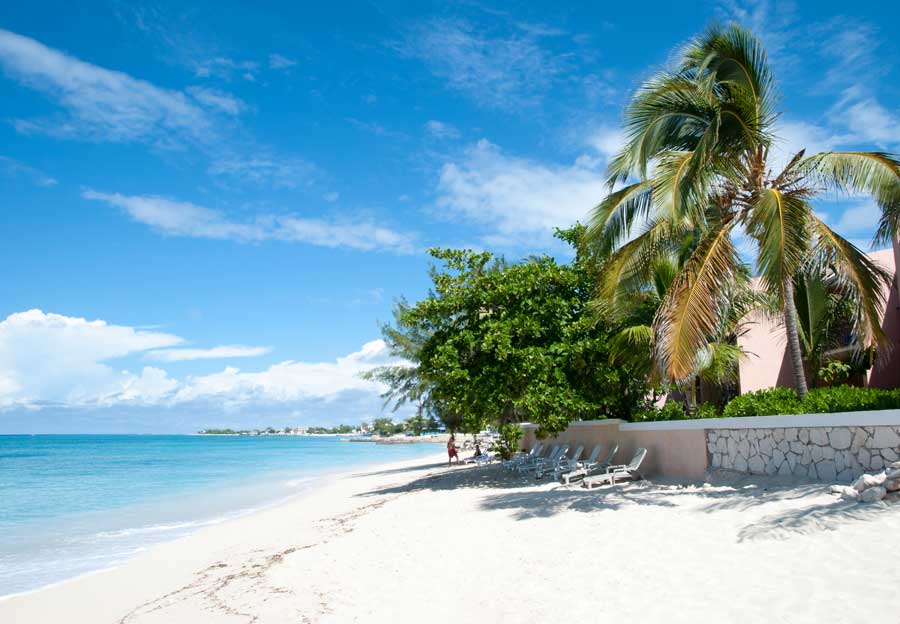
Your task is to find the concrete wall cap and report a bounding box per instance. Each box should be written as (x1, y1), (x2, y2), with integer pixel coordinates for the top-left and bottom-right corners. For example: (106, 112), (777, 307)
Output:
(619, 409), (900, 431)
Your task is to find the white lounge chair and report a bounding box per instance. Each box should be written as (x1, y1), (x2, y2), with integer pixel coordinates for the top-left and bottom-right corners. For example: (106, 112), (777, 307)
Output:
(503, 443), (542, 471)
(522, 445), (568, 475)
(561, 443), (618, 485)
(553, 444), (595, 481)
(516, 444), (559, 474)
(583, 448), (647, 489)
(542, 445), (583, 480)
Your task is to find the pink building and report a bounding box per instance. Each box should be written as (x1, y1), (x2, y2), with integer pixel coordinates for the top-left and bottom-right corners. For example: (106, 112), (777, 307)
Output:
(737, 238), (900, 393)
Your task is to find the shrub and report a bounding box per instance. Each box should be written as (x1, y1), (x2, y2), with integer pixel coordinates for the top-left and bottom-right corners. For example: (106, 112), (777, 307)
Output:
(722, 386), (900, 417)
(722, 387), (802, 417)
(491, 423), (524, 460)
(694, 402), (722, 419)
(818, 360), (850, 386)
(633, 400), (686, 422)
(801, 385), (900, 413)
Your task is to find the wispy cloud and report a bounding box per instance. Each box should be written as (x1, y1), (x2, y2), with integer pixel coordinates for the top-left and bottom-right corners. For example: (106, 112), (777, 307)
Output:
(0, 155), (57, 187)
(83, 190), (418, 254)
(147, 345), (272, 362)
(424, 120), (460, 140)
(0, 28), (217, 146)
(186, 86), (246, 115)
(268, 53), (297, 70)
(346, 117), (406, 139)
(434, 139), (607, 248)
(397, 18), (566, 110)
(207, 152), (317, 189)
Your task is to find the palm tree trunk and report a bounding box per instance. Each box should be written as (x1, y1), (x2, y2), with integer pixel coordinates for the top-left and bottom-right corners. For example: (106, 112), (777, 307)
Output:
(782, 280), (809, 398)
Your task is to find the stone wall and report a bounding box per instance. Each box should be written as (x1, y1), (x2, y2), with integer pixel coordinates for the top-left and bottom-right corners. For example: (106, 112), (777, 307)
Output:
(707, 425), (900, 482)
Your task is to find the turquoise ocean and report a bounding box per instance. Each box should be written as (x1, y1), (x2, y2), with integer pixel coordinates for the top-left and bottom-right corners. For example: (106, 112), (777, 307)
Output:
(0, 435), (439, 598)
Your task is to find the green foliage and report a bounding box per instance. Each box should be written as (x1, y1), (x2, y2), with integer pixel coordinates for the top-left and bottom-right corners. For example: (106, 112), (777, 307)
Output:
(799, 386), (900, 414)
(490, 423), (525, 460)
(633, 400), (686, 422)
(722, 387), (802, 417)
(383, 225), (651, 436)
(694, 402), (722, 419)
(370, 417), (404, 437)
(585, 23), (899, 396)
(818, 360), (851, 387)
(404, 413), (428, 436)
(722, 386), (900, 417)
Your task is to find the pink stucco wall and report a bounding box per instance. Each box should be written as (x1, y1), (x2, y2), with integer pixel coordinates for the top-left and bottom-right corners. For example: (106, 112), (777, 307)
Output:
(737, 242), (900, 393)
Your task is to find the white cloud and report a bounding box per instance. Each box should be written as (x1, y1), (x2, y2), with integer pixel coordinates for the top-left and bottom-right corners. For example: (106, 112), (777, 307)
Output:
(83, 190), (418, 254)
(399, 18), (565, 109)
(322, 191), (340, 203)
(346, 117), (405, 138)
(207, 153), (317, 189)
(424, 120), (460, 140)
(0, 309), (182, 408)
(834, 201), (882, 235)
(147, 345), (272, 362)
(830, 88), (900, 150)
(186, 86), (246, 115)
(173, 340), (392, 406)
(193, 56), (259, 81)
(268, 53), (297, 70)
(585, 127), (626, 162)
(0, 28), (217, 146)
(0, 310), (398, 413)
(434, 139), (607, 247)
(0, 155), (57, 187)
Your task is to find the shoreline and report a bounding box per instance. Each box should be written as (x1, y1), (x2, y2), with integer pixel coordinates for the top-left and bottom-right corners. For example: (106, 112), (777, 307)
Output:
(0, 450), (451, 622)
(0, 439), (442, 602)
(3, 453), (898, 623)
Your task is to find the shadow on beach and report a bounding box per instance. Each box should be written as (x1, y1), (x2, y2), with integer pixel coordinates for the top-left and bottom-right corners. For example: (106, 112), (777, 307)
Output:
(357, 462), (899, 541)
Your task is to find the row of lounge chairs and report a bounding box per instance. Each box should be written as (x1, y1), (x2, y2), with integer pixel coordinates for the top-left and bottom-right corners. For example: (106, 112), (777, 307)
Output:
(502, 442), (647, 488)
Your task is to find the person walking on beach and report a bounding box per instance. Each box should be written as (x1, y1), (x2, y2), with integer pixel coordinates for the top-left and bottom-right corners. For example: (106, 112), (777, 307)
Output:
(447, 435), (460, 466)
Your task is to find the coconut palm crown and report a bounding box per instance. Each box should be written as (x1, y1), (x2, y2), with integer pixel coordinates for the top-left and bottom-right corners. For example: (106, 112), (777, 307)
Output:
(586, 24), (900, 396)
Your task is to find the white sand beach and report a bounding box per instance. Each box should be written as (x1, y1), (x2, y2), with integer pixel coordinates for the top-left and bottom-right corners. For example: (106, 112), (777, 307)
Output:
(2, 453), (898, 623)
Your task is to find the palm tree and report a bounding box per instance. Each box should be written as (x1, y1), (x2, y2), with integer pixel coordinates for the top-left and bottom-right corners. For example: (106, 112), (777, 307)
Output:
(587, 24), (900, 397)
(607, 246), (760, 409)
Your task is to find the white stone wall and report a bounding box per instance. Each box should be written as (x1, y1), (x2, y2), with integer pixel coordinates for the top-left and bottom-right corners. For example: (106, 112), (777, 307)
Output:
(707, 426), (900, 482)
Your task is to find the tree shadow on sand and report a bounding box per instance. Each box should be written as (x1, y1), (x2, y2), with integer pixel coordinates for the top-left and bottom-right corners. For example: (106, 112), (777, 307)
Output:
(357, 463), (899, 539)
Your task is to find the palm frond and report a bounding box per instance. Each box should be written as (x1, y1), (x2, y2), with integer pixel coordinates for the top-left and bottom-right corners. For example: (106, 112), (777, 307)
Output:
(809, 215), (892, 349)
(653, 216), (741, 380)
(584, 181), (653, 255)
(683, 23), (776, 131)
(797, 151), (900, 245)
(745, 188), (811, 297)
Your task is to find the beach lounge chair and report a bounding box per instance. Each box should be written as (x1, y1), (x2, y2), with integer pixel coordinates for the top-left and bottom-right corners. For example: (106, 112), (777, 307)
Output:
(474, 452), (495, 465)
(551, 444), (593, 481)
(515, 444), (558, 474)
(562, 444), (618, 485)
(522, 445), (568, 475)
(541, 445), (583, 480)
(503, 443), (543, 471)
(582, 448), (647, 489)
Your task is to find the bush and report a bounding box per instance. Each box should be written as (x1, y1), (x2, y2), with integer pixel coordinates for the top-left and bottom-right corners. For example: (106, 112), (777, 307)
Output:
(633, 400), (686, 422)
(722, 386), (900, 417)
(722, 387), (802, 417)
(491, 423), (524, 460)
(694, 402), (722, 419)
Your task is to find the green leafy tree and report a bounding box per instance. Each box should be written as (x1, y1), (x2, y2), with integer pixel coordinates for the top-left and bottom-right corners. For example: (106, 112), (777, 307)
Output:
(378, 226), (650, 435)
(370, 417), (398, 437)
(404, 413), (428, 436)
(586, 24), (899, 398)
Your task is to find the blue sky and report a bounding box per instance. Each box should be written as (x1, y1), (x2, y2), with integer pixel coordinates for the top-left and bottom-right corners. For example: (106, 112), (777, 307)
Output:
(1, 1), (898, 432)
